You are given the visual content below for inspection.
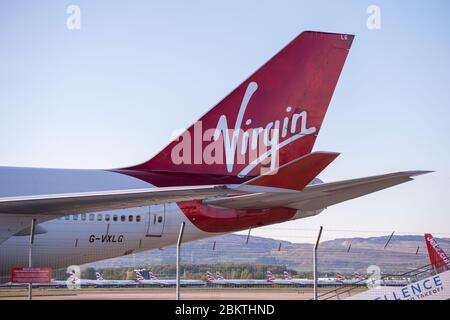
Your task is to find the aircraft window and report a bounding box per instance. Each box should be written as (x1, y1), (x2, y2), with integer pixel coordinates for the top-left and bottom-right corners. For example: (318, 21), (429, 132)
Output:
(157, 216), (163, 223)
(128, 215), (133, 222)
(89, 214), (95, 221)
(120, 215), (126, 222)
(72, 214), (78, 220)
(136, 215), (141, 222)
(113, 215), (118, 222)
(81, 213), (86, 221)
(64, 215), (70, 220)
(105, 214), (110, 222)
(97, 214), (103, 221)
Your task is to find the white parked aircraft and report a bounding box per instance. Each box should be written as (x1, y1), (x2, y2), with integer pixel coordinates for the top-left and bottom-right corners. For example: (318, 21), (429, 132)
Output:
(135, 270), (205, 287)
(265, 270), (295, 285)
(281, 271), (314, 286)
(92, 272), (137, 287)
(206, 271), (273, 286)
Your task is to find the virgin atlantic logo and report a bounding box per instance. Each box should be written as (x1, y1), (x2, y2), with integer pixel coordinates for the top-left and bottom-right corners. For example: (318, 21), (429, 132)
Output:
(171, 81), (317, 177)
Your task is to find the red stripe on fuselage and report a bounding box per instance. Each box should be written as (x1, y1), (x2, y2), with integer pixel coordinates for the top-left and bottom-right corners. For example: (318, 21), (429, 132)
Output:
(178, 201), (296, 233)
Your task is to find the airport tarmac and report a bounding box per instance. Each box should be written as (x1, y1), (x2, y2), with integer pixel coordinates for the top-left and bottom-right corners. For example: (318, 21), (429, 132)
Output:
(0, 287), (366, 300)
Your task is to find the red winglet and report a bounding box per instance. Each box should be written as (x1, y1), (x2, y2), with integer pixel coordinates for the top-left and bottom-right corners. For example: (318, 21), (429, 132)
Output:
(244, 151), (339, 191)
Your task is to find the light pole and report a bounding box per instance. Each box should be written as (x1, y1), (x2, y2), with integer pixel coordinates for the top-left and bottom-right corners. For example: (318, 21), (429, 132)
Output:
(176, 222), (186, 300)
(313, 226), (323, 301)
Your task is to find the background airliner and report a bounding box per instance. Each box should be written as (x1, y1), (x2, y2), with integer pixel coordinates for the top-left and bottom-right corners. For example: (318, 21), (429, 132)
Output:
(0, 31), (430, 283)
(92, 272), (137, 287)
(135, 270), (204, 287)
(207, 271), (273, 286)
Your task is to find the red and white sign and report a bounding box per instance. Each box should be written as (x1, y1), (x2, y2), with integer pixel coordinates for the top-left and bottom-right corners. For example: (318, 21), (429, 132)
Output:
(11, 267), (52, 284)
(348, 270), (450, 300)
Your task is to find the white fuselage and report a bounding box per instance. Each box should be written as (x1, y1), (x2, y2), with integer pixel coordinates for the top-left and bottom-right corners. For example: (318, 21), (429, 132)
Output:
(138, 279), (205, 287)
(0, 167), (215, 281)
(208, 279), (273, 286)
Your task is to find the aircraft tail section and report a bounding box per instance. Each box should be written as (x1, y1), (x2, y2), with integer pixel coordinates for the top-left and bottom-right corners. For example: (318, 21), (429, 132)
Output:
(206, 272), (216, 282)
(125, 31), (354, 178)
(215, 271), (225, 280)
(424, 233), (450, 271)
(283, 271), (292, 280)
(266, 270), (275, 282)
(134, 270), (145, 282)
(353, 272), (364, 281)
(148, 271), (158, 280)
(336, 273), (345, 283)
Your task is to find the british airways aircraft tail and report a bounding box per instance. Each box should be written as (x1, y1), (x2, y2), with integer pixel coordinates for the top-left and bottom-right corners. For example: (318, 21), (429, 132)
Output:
(134, 270), (145, 282)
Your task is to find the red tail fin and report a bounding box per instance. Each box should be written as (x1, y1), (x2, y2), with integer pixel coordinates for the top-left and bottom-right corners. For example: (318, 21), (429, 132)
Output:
(424, 233), (450, 271)
(127, 31), (354, 177)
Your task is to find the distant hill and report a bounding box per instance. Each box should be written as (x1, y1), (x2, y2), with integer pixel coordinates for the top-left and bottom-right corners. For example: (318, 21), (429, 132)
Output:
(84, 234), (450, 274)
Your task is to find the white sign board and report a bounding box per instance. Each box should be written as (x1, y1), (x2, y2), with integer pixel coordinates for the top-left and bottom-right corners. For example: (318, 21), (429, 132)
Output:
(348, 270), (450, 300)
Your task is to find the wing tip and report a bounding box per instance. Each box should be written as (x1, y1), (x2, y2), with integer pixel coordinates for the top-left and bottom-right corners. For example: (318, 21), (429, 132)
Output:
(406, 170), (435, 177)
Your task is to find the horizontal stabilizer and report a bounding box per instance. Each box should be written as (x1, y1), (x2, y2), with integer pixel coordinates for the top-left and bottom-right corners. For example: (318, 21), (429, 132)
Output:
(240, 152), (339, 192)
(206, 170), (432, 210)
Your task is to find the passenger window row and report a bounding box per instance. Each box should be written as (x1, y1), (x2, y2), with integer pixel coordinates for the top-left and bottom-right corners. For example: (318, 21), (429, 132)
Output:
(62, 214), (141, 222)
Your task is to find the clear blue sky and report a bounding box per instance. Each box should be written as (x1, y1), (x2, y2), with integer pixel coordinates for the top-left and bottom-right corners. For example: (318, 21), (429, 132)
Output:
(0, 1), (449, 242)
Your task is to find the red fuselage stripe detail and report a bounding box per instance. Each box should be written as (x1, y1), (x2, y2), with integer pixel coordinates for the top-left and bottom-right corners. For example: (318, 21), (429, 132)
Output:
(178, 201), (296, 233)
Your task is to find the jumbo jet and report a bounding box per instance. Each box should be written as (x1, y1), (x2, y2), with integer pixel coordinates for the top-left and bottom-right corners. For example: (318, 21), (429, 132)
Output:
(134, 270), (162, 286)
(206, 271), (273, 286)
(54, 271), (102, 287)
(265, 270), (295, 285)
(332, 273), (365, 286)
(92, 272), (137, 287)
(282, 271), (362, 286)
(344, 272), (366, 286)
(0, 31), (430, 283)
(135, 270), (205, 287)
(56, 269), (136, 287)
(282, 271), (313, 286)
